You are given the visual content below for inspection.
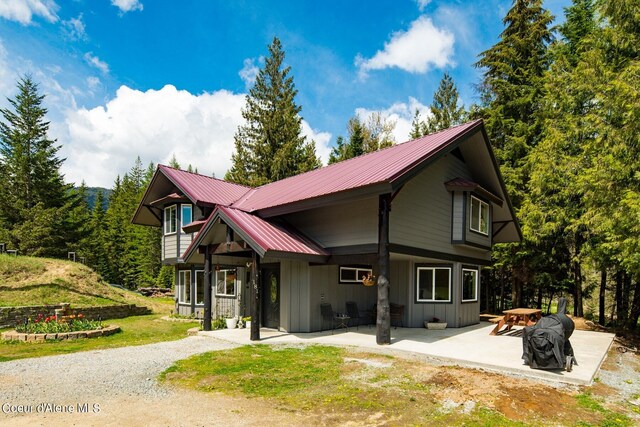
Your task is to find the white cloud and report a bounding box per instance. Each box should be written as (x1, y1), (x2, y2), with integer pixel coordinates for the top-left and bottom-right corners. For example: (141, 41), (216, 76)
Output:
(301, 120), (332, 165)
(416, 0), (431, 11)
(86, 76), (100, 91)
(111, 0), (143, 13)
(238, 57), (261, 90)
(0, 0), (58, 25)
(83, 52), (109, 74)
(354, 97), (431, 144)
(60, 85), (247, 187)
(62, 14), (86, 40)
(356, 15), (454, 75)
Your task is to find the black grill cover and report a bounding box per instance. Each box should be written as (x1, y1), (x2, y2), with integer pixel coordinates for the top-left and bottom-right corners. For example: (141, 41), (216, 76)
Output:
(522, 298), (576, 370)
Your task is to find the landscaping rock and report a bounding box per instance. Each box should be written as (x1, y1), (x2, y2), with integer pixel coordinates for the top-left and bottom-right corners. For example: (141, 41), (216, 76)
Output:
(45, 334), (57, 340)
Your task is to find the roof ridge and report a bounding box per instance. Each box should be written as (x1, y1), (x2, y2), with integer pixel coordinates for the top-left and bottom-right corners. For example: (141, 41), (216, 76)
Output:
(158, 164), (252, 189)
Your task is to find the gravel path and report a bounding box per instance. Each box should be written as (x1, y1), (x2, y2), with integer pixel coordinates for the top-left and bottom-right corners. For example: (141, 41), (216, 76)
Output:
(0, 336), (238, 403)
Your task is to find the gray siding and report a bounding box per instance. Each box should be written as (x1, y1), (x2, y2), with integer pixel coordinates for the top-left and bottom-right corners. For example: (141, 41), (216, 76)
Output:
(163, 234), (177, 259)
(451, 192), (464, 242)
(280, 260), (311, 332)
(284, 197), (378, 248)
(179, 233), (192, 256)
(390, 154), (491, 262)
(308, 265), (378, 332)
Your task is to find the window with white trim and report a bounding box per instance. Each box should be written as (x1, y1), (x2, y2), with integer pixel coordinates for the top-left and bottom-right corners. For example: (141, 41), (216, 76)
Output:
(215, 269), (237, 297)
(470, 196), (489, 235)
(181, 204), (192, 229)
(178, 270), (191, 304)
(164, 205), (177, 235)
(195, 270), (205, 305)
(416, 266), (451, 302)
(339, 266), (373, 284)
(462, 268), (478, 302)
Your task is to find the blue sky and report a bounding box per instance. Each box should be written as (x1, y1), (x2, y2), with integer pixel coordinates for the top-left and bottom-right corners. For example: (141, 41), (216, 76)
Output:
(0, 0), (570, 187)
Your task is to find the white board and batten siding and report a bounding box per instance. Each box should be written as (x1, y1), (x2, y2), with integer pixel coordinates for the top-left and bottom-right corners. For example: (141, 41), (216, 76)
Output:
(179, 232), (193, 257)
(163, 234), (178, 260)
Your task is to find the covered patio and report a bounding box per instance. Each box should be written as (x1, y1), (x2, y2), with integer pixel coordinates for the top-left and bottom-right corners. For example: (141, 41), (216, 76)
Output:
(198, 321), (615, 386)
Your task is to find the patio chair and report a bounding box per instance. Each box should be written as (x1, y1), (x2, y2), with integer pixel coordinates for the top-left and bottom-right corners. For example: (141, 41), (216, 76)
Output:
(345, 301), (366, 330)
(320, 303), (337, 334)
(390, 303), (405, 329)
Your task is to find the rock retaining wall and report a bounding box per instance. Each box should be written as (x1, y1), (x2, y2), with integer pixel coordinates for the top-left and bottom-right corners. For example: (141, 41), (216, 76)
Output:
(2, 325), (121, 341)
(0, 304), (151, 328)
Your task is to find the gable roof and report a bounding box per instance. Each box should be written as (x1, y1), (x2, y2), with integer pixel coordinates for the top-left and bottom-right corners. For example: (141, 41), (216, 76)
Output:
(231, 120), (484, 215)
(182, 205), (329, 263)
(132, 165), (250, 226)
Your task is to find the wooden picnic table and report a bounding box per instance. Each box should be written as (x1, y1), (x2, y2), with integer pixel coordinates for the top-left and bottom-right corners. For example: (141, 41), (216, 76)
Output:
(490, 308), (542, 335)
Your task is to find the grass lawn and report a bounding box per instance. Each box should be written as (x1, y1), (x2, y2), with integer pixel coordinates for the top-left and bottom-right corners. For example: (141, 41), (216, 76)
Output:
(0, 314), (198, 361)
(160, 344), (634, 427)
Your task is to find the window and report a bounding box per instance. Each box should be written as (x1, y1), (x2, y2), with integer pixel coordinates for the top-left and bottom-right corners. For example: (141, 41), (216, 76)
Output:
(470, 196), (489, 235)
(462, 268), (478, 302)
(215, 269), (237, 296)
(164, 205), (177, 235)
(181, 204), (193, 229)
(178, 270), (191, 304)
(339, 266), (373, 284)
(195, 270), (205, 305)
(416, 266), (451, 302)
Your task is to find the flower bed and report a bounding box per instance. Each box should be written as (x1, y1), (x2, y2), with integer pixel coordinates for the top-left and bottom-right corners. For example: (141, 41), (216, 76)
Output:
(2, 325), (120, 342)
(16, 313), (103, 334)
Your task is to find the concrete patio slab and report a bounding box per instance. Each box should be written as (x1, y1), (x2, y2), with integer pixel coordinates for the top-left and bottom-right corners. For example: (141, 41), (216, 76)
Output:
(198, 322), (615, 386)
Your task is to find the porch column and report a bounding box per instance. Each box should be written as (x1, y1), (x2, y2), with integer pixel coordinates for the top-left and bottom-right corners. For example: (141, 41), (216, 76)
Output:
(376, 193), (391, 345)
(203, 245), (212, 331)
(250, 250), (261, 341)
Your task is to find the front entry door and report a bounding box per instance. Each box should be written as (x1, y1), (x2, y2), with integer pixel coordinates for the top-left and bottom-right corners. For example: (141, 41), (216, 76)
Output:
(261, 265), (280, 329)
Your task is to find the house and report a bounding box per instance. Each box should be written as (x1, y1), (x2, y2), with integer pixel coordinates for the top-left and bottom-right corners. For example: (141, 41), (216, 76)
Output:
(132, 119), (521, 340)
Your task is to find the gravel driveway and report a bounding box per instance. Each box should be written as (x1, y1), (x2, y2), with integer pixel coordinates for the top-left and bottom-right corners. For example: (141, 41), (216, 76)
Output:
(0, 336), (313, 426)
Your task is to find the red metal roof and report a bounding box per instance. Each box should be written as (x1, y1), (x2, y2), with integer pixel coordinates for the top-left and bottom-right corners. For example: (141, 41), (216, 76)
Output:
(159, 165), (250, 206)
(216, 206), (328, 258)
(231, 120), (483, 212)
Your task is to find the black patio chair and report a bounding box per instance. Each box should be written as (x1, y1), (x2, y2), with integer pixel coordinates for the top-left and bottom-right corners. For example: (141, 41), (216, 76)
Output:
(345, 301), (366, 330)
(320, 303), (336, 334)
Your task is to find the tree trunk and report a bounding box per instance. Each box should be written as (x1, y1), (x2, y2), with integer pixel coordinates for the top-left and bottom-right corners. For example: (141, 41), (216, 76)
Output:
(598, 268), (606, 326)
(536, 285), (543, 310)
(574, 261), (583, 317)
(376, 194), (391, 345)
(499, 267), (505, 312)
(621, 272), (631, 325)
(250, 251), (261, 341)
(625, 279), (640, 331)
(203, 245), (212, 331)
(615, 270), (623, 325)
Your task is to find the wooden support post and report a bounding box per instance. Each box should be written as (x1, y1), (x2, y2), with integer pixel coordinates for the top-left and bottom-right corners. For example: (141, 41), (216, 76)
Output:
(250, 251), (261, 341)
(376, 193), (391, 345)
(203, 245), (212, 331)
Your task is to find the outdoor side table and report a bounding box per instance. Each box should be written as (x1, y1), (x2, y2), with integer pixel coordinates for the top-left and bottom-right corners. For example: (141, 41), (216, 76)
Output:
(335, 314), (350, 331)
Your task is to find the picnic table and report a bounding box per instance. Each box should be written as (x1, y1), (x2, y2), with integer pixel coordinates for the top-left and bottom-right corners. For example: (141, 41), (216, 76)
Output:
(490, 308), (542, 335)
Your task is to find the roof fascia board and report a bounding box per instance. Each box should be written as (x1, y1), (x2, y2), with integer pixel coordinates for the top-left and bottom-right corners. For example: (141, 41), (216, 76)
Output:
(159, 166), (200, 206)
(216, 211), (267, 258)
(132, 167), (163, 226)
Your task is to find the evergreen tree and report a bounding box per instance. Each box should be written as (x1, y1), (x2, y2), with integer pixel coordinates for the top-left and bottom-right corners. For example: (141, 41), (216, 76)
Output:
(0, 75), (82, 256)
(328, 114), (396, 164)
(225, 37), (320, 186)
(409, 109), (429, 139)
(426, 72), (466, 132)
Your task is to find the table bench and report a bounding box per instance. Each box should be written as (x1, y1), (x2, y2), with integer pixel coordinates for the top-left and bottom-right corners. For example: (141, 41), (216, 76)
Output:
(490, 308), (542, 335)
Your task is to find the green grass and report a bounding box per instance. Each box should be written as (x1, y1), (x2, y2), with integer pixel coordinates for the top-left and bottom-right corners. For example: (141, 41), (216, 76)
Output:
(0, 314), (197, 361)
(576, 393), (632, 427)
(0, 253), (170, 312)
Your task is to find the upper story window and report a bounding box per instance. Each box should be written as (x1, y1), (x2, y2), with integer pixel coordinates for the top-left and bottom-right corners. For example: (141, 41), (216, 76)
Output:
(416, 266), (451, 302)
(216, 269), (237, 297)
(164, 205), (177, 235)
(181, 204), (193, 229)
(470, 196), (489, 235)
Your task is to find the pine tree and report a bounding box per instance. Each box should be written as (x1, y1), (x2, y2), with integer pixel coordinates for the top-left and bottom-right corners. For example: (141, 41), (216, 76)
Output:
(328, 114), (396, 164)
(409, 109), (429, 139)
(426, 72), (466, 132)
(0, 75), (80, 256)
(225, 37), (320, 186)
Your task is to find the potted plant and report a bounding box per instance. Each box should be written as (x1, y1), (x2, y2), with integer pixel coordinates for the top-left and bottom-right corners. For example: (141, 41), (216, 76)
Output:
(225, 317), (237, 329)
(425, 317), (447, 330)
(361, 273), (376, 287)
(242, 316), (252, 329)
